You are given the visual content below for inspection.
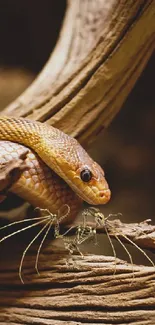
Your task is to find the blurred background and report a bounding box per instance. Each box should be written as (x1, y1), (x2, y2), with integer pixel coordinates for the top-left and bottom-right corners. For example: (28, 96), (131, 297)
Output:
(0, 0), (154, 264)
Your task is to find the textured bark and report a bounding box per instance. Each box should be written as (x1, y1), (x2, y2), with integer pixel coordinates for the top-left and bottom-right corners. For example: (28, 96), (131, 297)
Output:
(2, 0), (155, 146)
(66, 217), (155, 251)
(0, 1), (155, 324)
(0, 244), (155, 325)
(0, 150), (28, 195)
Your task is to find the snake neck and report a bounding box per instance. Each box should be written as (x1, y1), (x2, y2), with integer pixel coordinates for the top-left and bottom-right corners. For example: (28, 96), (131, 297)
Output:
(0, 116), (111, 206)
(0, 117), (40, 142)
(0, 117), (70, 177)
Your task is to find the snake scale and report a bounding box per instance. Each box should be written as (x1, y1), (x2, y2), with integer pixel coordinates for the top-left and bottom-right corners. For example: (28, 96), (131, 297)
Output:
(0, 117), (111, 222)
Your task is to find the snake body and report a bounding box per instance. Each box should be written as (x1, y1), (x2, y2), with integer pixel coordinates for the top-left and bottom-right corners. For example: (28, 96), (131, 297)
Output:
(0, 141), (82, 221)
(0, 117), (111, 220)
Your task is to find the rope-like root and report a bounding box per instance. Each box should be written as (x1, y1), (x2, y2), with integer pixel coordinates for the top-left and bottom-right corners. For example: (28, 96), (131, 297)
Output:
(62, 223), (97, 259)
(114, 234), (134, 280)
(81, 208), (119, 274)
(0, 205), (71, 283)
(85, 207), (155, 272)
(60, 207), (155, 274)
(35, 220), (53, 275)
(0, 217), (51, 244)
(120, 233), (155, 268)
(0, 206), (154, 283)
(104, 221), (117, 276)
(19, 219), (52, 283)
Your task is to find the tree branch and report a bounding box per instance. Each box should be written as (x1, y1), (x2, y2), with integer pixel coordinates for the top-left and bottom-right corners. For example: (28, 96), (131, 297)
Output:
(0, 1), (155, 324)
(63, 217), (155, 252)
(0, 243), (155, 324)
(2, 0), (155, 146)
(0, 149), (28, 200)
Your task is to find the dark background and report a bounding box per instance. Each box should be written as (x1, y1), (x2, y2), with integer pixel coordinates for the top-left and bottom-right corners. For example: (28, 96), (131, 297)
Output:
(0, 0), (154, 263)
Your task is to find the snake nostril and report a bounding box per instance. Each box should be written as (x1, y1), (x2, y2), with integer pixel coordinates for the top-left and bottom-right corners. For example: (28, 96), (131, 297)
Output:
(99, 191), (105, 198)
(100, 189), (111, 199)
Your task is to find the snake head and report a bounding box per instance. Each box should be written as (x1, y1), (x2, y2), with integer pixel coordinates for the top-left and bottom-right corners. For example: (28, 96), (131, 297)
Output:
(72, 160), (111, 205)
(51, 135), (111, 206)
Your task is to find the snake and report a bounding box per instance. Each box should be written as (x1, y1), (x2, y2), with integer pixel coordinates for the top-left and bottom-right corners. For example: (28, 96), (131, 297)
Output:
(0, 117), (111, 222)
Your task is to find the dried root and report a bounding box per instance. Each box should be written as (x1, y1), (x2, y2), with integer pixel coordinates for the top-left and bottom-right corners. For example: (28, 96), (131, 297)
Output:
(0, 205), (154, 283)
(62, 224), (97, 257)
(0, 205), (71, 283)
(84, 207), (155, 273)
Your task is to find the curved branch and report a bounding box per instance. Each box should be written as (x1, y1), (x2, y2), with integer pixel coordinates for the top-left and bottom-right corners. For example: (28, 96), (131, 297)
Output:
(0, 2), (155, 323)
(64, 217), (155, 252)
(2, 0), (155, 146)
(0, 244), (155, 324)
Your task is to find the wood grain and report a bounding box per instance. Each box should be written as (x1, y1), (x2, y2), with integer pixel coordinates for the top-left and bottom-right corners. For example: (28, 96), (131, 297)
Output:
(0, 1), (155, 324)
(0, 243), (155, 325)
(2, 0), (155, 146)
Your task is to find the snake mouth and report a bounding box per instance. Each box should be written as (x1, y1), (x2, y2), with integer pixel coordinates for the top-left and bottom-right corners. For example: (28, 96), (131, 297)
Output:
(75, 186), (111, 205)
(97, 188), (111, 204)
(87, 189), (111, 205)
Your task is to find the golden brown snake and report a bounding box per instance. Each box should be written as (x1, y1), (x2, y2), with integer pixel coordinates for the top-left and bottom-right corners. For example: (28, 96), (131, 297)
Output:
(0, 117), (111, 221)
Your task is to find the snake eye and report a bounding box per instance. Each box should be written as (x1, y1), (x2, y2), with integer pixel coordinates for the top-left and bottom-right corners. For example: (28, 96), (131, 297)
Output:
(80, 169), (92, 182)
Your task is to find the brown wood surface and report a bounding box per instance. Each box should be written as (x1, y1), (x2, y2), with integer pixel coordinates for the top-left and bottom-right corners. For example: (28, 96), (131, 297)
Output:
(0, 0), (155, 324)
(0, 242), (155, 325)
(2, 0), (155, 146)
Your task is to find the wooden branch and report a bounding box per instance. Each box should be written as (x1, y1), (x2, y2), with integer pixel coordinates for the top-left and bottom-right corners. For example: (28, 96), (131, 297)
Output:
(0, 146), (29, 221)
(0, 242), (155, 324)
(64, 217), (155, 252)
(0, 1), (155, 324)
(2, 0), (155, 146)
(105, 218), (155, 252)
(0, 149), (28, 200)
(0, 214), (154, 324)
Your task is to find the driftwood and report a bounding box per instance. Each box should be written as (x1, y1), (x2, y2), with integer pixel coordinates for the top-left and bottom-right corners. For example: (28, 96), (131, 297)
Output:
(2, 0), (155, 146)
(0, 150), (28, 200)
(66, 217), (155, 252)
(0, 0), (155, 324)
(0, 242), (155, 325)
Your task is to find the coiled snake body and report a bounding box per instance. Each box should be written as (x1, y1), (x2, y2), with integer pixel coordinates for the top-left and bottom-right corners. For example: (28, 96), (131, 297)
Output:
(0, 117), (111, 221)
